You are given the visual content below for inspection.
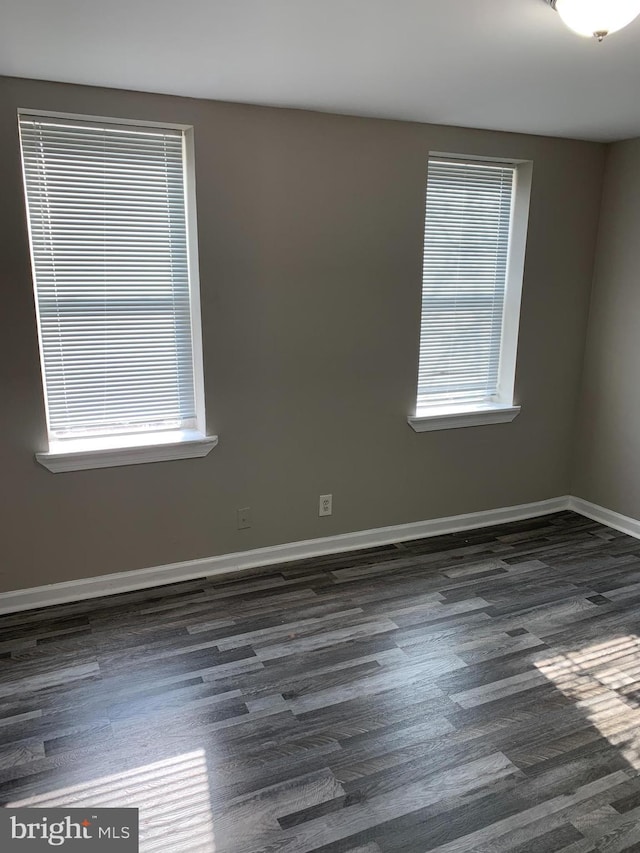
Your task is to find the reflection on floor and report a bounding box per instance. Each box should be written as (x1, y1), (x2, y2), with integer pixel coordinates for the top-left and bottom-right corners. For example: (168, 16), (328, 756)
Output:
(537, 635), (640, 771)
(8, 750), (216, 852)
(3, 511), (640, 851)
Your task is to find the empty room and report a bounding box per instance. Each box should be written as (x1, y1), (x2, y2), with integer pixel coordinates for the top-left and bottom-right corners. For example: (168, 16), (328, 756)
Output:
(2, 0), (640, 850)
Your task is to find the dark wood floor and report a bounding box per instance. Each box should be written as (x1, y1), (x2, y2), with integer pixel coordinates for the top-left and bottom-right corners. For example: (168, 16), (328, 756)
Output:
(4, 511), (640, 851)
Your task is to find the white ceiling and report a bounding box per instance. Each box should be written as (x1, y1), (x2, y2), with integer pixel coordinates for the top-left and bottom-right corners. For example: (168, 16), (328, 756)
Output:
(1, 0), (640, 142)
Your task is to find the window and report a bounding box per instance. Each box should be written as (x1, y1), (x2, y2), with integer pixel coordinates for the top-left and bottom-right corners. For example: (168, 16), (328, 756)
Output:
(19, 111), (216, 471)
(409, 156), (531, 433)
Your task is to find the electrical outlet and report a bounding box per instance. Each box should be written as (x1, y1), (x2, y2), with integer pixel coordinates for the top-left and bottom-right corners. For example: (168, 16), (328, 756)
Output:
(319, 494), (332, 517)
(237, 507), (251, 530)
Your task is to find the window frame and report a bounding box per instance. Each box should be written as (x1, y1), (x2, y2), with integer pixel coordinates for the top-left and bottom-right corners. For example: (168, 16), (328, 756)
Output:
(18, 108), (216, 472)
(409, 153), (533, 434)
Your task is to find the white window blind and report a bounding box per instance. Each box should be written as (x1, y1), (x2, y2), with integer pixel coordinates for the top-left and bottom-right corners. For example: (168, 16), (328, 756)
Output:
(417, 158), (515, 411)
(19, 113), (197, 441)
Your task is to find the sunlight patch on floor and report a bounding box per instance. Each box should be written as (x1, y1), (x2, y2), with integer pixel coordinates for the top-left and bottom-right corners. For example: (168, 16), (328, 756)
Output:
(536, 634), (640, 768)
(8, 749), (216, 852)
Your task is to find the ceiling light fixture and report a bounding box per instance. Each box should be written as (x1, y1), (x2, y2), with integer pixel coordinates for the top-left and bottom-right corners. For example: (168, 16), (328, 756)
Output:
(547, 0), (640, 41)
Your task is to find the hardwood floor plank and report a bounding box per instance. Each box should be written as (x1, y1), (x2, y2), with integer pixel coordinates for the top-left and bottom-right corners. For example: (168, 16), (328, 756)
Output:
(2, 511), (640, 852)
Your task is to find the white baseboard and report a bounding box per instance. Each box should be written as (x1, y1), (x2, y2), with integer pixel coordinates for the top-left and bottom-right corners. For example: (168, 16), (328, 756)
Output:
(0, 495), (572, 615)
(568, 496), (640, 540)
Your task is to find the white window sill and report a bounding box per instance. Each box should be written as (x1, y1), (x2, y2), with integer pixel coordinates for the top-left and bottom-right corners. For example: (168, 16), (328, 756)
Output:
(408, 403), (521, 433)
(35, 430), (218, 473)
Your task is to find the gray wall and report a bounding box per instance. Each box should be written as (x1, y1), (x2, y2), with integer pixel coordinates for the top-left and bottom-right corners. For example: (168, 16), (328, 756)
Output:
(0, 76), (605, 594)
(573, 139), (640, 515)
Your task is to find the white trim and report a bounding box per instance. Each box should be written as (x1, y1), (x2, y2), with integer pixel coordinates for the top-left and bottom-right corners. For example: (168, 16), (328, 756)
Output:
(182, 126), (207, 437)
(0, 496), (569, 614)
(568, 496), (640, 540)
(35, 431), (218, 473)
(429, 151), (533, 167)
(18, 112), (54, 443)
(497, 160), (532, 405)
(17, 107), (193, 132)
(408, 404), (521, 433)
